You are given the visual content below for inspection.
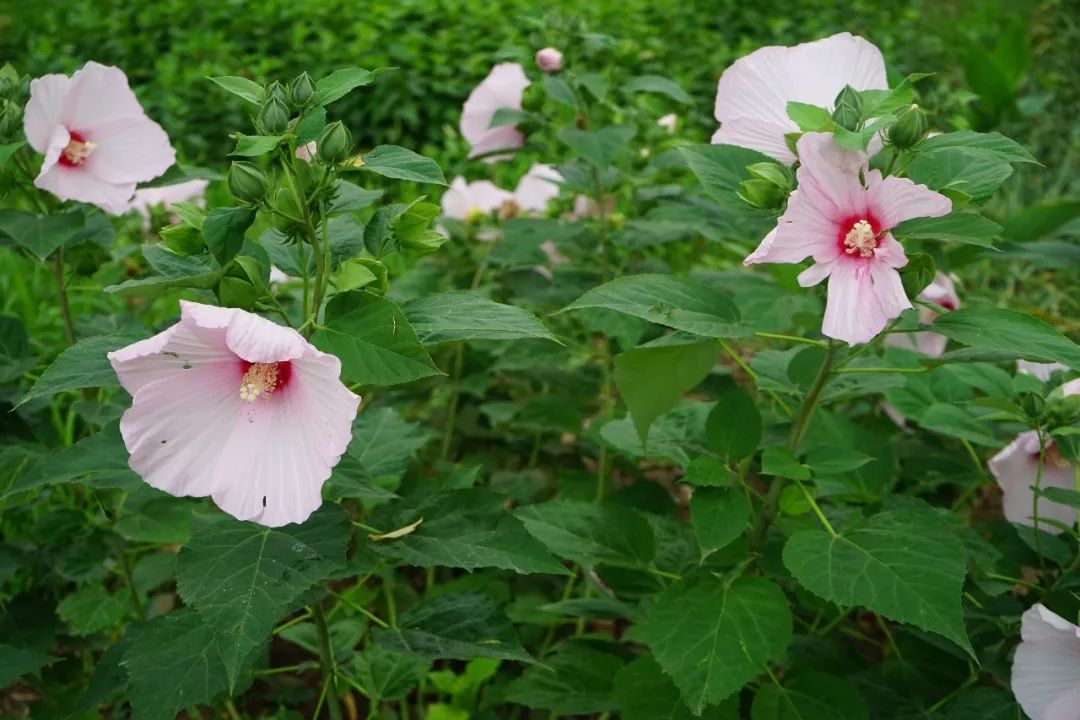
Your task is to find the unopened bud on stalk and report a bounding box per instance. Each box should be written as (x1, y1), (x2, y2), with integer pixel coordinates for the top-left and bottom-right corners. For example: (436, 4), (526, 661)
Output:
(831, 85), (863, 131)
(535, 47), (564, 73)
(160, 223), (204, 256)
(227, 161), (268, 205)
(888, 104), (930, 150)
(288, 72), (316, 109)
(316, 122), (352, 164)
(266, 81), (287, 104)
(258, 96), (290, 135)
(737, 178), (785, 210)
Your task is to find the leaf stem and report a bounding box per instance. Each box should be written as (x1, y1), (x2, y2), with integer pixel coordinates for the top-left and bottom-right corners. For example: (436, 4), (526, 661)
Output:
(52, 250), (77, 346)
(440, 342), (465, 461)
(754, 332), (827, 348)
(833, 366), (928, 374)
(326, 588), (389, 629)
(1034, 430), (1047, 571)
(312, 603), (343, 720)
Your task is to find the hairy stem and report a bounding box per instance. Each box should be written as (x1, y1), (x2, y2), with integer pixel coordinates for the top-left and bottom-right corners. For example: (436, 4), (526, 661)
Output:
(312, 603), (342, 720)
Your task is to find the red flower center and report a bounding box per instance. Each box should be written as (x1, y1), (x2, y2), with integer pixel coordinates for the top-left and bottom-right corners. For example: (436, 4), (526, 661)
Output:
(836, 212), (883, 259)
(238, 360), (292, 401)
(59, 130), (95, 167)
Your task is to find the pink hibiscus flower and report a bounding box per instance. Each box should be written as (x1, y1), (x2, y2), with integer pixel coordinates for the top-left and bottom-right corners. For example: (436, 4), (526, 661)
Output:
(1012, 604), (1080, 720)
(441, 177), (515, 221)
(713, 32), (887, 164)
(745, 132), (951, 345)
(460, 63), (530, 162)
(108, 301), (359, 527)
(23, 61), (176, 214)
(512, 163), (562, 213)
(884, 273), (960, 357)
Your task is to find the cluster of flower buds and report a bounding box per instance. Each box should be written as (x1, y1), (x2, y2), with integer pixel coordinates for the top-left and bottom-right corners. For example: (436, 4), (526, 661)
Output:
(0, 64), (28, 142)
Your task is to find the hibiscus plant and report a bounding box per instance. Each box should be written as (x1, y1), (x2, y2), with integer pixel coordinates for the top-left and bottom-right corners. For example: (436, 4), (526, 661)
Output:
(0, 24), (1078, 720)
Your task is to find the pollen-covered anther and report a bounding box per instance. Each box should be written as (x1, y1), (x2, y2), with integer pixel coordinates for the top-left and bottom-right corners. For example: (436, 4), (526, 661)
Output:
(61, 137), (96, 165)
(239, 362), (279, 401)
(843, 219), (877, 257)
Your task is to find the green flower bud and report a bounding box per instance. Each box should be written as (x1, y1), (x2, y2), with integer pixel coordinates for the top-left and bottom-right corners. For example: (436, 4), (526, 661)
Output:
(227, 161), (268, 205)
(746, 161), (793, 192)
(521, 84), (544, 113)
(160, 223), (204, 256)
(399, 229), (447, 254)
(737, 178), (785, 210)
(831, 84), (863, 131)
(1018, 391), (1046, 424)
(258, 96), (290, 135)
(217, 275), (258, 310)
(316, 121), (352, 164)
(888, 104), (930, 150)
(0, 100), (22, 137)
(266, 80), (287, 104)
(271, 187), (305, 232)
(288, 72), (316, 109)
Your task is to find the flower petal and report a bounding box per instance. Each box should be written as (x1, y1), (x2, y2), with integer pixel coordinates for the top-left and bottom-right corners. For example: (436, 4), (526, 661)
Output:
(23, 74), (73, 153)
(865, 170), (952, 229)
(793, 132), (869, 221)
(34, 164), (135, 215)
(989, 431), (1076, 533)
(129, 179), (207, 218)
(460, 63), (529, 144)
(466, 126), (525, 161)
(821, 263), (889, 346)
(109, 318), (234, 396)
(83, 116), (176, 185)
(180, 301), (307, 364)
(61, 62), (147, 134)
(514, 163), (562, 213)
(712, 120), (796, 165)
(210, 350), (359, 527)
(1012, 604), (1080, 720)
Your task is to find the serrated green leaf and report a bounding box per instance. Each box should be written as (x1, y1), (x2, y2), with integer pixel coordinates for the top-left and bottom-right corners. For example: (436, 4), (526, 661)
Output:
(516, 499), (655, 568)
(0, 210), (85, 261)
(614, 655), (738, 720)
(403, 291), (558, 344)
(562, 274), (744, 338)
(19, 332), (143, 406)
(786, 102), (832, 132)
(680, 143), (781, 208)
(706, 385), (761, 462)
(783, 509), (972, 655)
(917, 404), (1000, 447)
(557, 126), (635, 167)
(208, 76), (265, 105)
(690, 487), (750, 558)
(114, 496), (195, 544)
(349, 645), (429, 702)
(751, 672), (868, 720)
(203, 206), (256, 265)
(361, 145), (446, 185)
(374, 593), (531, 663)
(891, 212), (1002, 249)
(625, 75), (692, 104)
(4, 422), (139, 499)
(176, 506), (349, 690)
(229, 133), (282, 157)
(932, 308), (1080, 371)
(313, 291), (442, 386)
(316, 67), (379, 105)
(506, 640), (623, 714)
(56, 584), (129, 636)
(643, 575), (793, 714)
(0, 644), (60, 688)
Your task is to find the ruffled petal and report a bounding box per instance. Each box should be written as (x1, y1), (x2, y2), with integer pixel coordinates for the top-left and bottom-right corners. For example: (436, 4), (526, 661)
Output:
(23, 74), (72, 153)
(712, 121), (796, 165)
(865, 170), (952, 229)
(797, 259), (836, 287)
(821, 263), (889, 345)
(514, 163), (562, 213)
(460, 63), (529, 144)
(768, 187), (846, 265)
(83, 116), (176, 185)
(108, 316), (234, 396)
(793, 132), (869, 221)
(466, 126), (525, 161)
(180, 301), (307, 364)
(1012, 604), (1080, 720)
(34, 164), (135, 215)
(440, 177), (471, 219)
(867, 260), (913, 319)
(61, 62), (146, 133)
(989, 431), (1077, 534)
(210, 350), (359, 527)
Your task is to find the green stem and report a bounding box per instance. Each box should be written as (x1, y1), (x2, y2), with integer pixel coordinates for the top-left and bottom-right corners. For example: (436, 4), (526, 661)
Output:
(833, 366), (927, 374)
(1034, 431), (1047, 571)
(224, 699), (242, 720)
(754, 332), (827, 348)
(116, 537), (145, 618)
(440, 342), (466, 461)
(307, 201), (329, 337)
(326, 589), (389, 629)
(950, 439), (988, 512)
(52, 250), (76, 346)
(312, 603), (342, 720)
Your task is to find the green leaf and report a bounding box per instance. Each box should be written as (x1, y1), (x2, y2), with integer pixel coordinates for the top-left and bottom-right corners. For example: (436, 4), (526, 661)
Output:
(891, 212), (1002, 249)
(690, 487), (750, 558)
(122, 609), (229, 720)
(761, 446), (810, 481)
(229, 133), (282, 157)
(706, 386), (761, 462)
(368, 489), (568, 575)
(332, 180), (384, 213)
(106, 248), (222, 296)
(313, 291), (442, 386)
(614, 338), (718, 444)
(917, 404), (1000, 447)
(803, 446), (874, 474)
(1036, 486), (1080, 508)
(296, 106), (327, 145)
(114, 496), (195, 544)
(751, 672), (868, 720)
(0, 644), (60, 688)
(5, 422), (139, 498)
(1001, 201), (1080, 243)
(786, 102), (832, 132)
(207, 75), (265, 105)
(316, 67), (379, 105)
(562, 274), (744, 338)
(932, 308), (1080, 371)
(918, 131), (1036, 163)
(349, 645), (429, 702)
(614, 656), (738, 720)
(361, 145), (447, 185)
(643, 575), (793, 714)
(783, 509), (972, 655)
(506, 640), (623, 714)
(542, 75), (578, 106)
(203, 206), (256, 265)
(403, 291), (558, 344)
(624, 75), (693, 104)
(176, 506), (349, 690)
(0, 141), (25, 169)
(680, 144), (781, 207)
(325, 408), (430, 499)
(374, 593), (531, 663)
(57, 584), (128, 636)
(19, 332), (142, 406)
(516, 500), (656, 568)
(557, 126), (635, 167)
(0, 210), (85, 261)
(946, 687), (1023, 720)
(0, 314), (31, 383)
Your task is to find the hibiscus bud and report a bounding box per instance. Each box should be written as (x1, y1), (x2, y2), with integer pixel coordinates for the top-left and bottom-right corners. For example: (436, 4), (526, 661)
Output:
(266, 80), (287, 104)
(521, 84), (544, 113)
(399, 229), (447, 254)
(0, 99), (21, 137)
(271, 187), (305, 229)
(888, 104), (929, 149)
(535, 47), (564, 73)
(737, 178), (785, 210)
(228, 161), (268, 205)
(316, 121), (352, 164)
(258, 96), (290, 135)
(746, 162), (793, 192)
(831, 84), (863, 131)
(1018, 391), (1046, 424)
(288, 72), (316, 109)
(160, 223), (204, 256)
